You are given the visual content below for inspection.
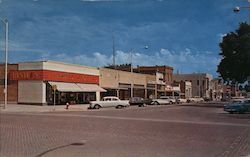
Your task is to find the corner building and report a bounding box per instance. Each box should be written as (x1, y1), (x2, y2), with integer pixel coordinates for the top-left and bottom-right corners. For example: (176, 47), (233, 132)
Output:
(9, 61), (105, 105)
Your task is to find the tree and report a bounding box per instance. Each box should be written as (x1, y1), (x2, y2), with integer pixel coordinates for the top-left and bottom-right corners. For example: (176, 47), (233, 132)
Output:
(217, 22), (250, 84)
(104, 63), (131, 72)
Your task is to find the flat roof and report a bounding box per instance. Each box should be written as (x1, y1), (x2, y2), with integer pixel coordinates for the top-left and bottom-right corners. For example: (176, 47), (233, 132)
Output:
(136, 65), (173, 70)
(17, 60), (98, 70)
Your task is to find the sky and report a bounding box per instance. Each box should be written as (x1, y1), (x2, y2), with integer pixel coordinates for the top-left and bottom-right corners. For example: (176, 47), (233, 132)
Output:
(0, 0), (249, 77)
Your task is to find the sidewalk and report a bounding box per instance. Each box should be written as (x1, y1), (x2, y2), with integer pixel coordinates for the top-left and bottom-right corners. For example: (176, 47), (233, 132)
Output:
(0, 103), (89, 113)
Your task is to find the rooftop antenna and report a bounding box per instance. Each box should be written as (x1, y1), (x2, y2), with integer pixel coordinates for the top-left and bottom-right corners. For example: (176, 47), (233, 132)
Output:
(112, 32), (116, 69)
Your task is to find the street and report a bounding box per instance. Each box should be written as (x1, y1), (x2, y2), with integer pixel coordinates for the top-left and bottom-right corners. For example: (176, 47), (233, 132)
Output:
(1, 103), (250, 157)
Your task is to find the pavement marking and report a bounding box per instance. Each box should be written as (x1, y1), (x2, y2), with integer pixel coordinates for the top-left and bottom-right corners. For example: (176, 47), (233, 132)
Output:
(16, 112), (250, 128)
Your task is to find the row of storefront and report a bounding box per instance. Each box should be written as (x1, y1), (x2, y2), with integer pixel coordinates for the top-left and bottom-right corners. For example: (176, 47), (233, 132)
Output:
(1, 60), (177, 105)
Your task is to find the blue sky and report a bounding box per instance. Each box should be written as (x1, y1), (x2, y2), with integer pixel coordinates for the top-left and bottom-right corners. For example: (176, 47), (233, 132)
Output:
(0, 0), (249, 76)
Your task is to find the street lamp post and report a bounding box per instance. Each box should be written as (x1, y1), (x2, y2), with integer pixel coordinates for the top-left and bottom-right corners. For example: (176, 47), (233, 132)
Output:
(1, 18), (8, 109)
(130, 45), (149, 98)
(234, 6), (250, 24)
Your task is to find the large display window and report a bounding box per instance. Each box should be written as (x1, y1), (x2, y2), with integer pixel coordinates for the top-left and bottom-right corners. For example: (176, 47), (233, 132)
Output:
(46, 83), (96, 105)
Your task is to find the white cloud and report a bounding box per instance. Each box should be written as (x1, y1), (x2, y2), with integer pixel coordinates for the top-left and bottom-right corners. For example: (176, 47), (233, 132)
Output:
(218, 33), (227, 42)
(39, 48), (219, 76)
(3, 41), (219, 76)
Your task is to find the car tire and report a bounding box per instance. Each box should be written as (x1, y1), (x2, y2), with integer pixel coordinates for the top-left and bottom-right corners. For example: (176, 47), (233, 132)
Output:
(94, 104), (100, 109)
(153, 101), (159, 105)
(116, 105), (123, 109)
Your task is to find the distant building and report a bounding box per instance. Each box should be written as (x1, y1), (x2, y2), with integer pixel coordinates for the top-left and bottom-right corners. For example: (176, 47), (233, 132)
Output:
(134, 65), (175, 97)
(173, 73), (213, 98)
(174, 81), (192, 98)
(222, 84), (241, 99)
(211, 78), (223, 100)
(134, 65), (173, 86)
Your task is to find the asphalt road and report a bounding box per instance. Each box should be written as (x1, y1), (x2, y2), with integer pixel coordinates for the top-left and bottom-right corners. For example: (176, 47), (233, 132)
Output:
(1, 103), (250, 157)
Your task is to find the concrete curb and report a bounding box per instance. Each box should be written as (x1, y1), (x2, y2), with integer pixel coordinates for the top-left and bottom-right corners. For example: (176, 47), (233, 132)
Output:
(0, 104), (89, 113)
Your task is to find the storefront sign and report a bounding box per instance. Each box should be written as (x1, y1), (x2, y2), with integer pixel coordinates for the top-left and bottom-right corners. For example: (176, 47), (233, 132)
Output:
(10, 70), (99, 84)
(10, 70), (43, 80)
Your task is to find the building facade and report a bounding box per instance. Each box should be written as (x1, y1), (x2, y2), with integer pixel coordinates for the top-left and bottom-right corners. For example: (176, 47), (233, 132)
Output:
(176, 81), (192, 98)
(135, 65), (173, 86)
(8, 61), (105, 105)
(0, 64), (18, 103)
(99, 68), (158, 100)
(173, 73), (213, 98)
(210, 78), (223, 100)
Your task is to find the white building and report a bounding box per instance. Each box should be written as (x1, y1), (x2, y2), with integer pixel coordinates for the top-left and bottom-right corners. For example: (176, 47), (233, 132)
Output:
(173, 73), (213, 98)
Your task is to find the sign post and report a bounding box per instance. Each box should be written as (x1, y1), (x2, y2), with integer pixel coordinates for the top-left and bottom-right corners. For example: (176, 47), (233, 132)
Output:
(52, 85), (57, 111)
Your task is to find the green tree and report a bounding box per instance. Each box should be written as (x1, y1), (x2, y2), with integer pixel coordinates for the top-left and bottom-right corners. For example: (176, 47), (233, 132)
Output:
(217, 22), (250, 83)
(104, 63), (131, 71)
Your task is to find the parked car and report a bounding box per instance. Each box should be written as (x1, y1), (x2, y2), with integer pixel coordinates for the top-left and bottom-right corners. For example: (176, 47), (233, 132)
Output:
(204, 97), (212, 102)
(89, 96), (129, 109)
(151, 96), (175, 105)
(159, 96), (177, 104)
(187, 96), (204, 103)
(129, 97), (152, 107)
(231, 97), (246, 103)
(224, 99), (250, 114)
(177, 98), (187, 103)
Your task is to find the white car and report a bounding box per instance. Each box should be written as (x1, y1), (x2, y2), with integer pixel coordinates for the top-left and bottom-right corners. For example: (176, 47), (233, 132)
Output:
(160, 96), (177, 104)
(89, 96), (129, 109)
(151, 96), (175, 105)
(187, 97), (204, 103)
(177, 98), (187, 103)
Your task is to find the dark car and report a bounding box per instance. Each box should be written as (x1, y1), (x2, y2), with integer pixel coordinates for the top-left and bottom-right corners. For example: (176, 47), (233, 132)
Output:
(129, 97), (152, 107)
(224, 99), (250, 114)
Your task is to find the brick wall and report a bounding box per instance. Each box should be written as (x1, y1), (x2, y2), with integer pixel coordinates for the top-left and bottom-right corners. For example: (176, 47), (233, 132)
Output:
(0, 64), (18, 102)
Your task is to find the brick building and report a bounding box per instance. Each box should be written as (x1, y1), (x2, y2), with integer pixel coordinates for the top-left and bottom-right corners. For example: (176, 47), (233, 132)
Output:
(134, 65), (173, 86)
(0, 64), (18, 103)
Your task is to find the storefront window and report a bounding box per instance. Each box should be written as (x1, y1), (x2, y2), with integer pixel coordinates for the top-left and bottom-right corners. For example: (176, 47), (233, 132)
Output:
(46, 82), (96, 105)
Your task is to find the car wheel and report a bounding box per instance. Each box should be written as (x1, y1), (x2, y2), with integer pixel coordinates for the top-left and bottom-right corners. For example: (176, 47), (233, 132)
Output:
(94, 104), (100, 109)
(229, 111), (234, 114)
(153, 101), (159, 105)
(116, 105), (123, 109)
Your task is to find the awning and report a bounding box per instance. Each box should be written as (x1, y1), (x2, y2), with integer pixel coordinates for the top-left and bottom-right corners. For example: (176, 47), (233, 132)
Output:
(48, 82), (106, 92)
(76, 83), (106, 92)
(48, 81), (82, 92)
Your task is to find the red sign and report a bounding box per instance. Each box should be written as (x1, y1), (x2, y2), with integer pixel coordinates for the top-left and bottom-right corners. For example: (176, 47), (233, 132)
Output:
(10, 70), (99, 84)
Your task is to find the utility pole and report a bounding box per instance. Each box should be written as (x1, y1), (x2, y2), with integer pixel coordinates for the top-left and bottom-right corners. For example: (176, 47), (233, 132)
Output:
(112, 33), (116, 69)
(130, 49), (133, 98)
